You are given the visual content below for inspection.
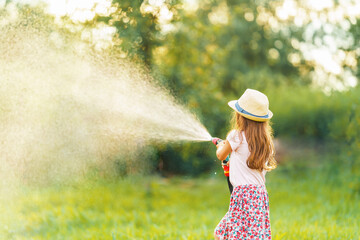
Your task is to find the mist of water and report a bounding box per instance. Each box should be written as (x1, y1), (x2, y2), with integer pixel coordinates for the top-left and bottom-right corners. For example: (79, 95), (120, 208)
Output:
(0, 15), (211, 186)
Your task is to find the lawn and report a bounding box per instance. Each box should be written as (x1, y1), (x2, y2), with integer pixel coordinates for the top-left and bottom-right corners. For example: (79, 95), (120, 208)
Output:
(1, 170), (359, 239)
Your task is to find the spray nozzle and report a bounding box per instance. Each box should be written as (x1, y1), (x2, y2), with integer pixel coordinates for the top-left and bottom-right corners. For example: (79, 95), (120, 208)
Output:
(211, 137), (223, 146)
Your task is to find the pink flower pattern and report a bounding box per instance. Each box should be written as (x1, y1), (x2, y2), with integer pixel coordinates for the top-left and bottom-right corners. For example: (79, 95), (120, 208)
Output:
(214, 184), (271, 240)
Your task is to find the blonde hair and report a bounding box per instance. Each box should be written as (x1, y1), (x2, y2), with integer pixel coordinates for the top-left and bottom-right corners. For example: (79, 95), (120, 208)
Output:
(230, 112), (277, 171)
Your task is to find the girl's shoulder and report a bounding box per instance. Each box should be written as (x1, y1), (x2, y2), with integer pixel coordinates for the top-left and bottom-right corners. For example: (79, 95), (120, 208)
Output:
(227, 129), (239, 137)
(226, 129), (244, 144)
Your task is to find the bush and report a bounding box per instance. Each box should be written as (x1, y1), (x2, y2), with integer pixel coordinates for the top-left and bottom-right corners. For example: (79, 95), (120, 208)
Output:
(267, 86), (353, 140)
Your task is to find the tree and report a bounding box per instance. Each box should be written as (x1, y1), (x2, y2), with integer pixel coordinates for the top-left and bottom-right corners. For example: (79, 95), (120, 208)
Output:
(95, 0), (179, 66)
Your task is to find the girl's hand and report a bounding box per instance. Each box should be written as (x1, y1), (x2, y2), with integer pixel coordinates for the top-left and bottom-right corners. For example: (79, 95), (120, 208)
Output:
(216, 141), (226, 149)
(216, 140), (232, 161)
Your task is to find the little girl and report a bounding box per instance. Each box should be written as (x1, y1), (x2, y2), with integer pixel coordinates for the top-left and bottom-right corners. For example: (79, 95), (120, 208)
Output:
(214, 89), (276, 240)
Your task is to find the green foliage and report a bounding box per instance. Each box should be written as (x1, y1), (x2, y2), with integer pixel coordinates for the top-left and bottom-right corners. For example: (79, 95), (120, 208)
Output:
(157, 142), (215, 176)
(344, 19), (360, 79)
(267, 86), (360, 146)
(95, 0), (179, 65)
(106, 1), (155, 64)
(343, 87), (360, 196)
(267, 86), (347, 139)
(88, 0), (360, 177)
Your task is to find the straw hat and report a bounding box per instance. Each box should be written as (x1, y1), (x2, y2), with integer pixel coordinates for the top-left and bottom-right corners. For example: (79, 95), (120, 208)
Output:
(228, 89), (273, 122)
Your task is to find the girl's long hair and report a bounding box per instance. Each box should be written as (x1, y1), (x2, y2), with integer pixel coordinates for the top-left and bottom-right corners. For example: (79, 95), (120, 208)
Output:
(230, 112), (277, 171)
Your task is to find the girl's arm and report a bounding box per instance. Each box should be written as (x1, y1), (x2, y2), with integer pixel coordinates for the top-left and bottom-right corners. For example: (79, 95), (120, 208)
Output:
(216, 140), (232, 161)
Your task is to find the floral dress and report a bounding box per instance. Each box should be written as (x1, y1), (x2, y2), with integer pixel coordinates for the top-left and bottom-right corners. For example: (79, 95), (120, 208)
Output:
(214, 184), (271, 239)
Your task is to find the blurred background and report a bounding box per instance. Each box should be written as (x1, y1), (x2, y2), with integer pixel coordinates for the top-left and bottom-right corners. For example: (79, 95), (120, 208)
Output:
(0, 0), (359, 239)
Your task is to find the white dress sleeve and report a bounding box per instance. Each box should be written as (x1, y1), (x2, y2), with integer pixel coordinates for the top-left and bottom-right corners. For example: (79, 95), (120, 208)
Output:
(226, 130), (242, 151)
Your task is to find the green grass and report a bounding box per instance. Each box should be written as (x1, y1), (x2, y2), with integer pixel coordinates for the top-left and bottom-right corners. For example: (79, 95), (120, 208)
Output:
(1, 160), (359, 239)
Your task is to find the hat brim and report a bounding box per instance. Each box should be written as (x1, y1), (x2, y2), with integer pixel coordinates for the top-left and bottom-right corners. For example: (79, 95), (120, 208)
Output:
(228, 100), (273, 122)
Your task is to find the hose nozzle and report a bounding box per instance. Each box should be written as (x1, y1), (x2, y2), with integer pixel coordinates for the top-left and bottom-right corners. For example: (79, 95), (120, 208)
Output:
(211, 137), (222, 146)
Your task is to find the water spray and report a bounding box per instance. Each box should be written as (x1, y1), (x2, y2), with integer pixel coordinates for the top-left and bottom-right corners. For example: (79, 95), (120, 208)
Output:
(0, 16), (215, 186)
